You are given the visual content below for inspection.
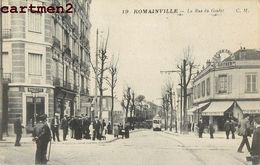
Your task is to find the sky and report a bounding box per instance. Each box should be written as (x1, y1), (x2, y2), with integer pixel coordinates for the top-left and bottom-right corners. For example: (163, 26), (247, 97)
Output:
(89, 0), (260, 104)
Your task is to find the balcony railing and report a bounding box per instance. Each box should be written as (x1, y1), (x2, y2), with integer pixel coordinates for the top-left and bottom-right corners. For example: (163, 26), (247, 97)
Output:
(53, 77), (61, 87)
(2, 29), (11, 39)
(62, 13), (72, 27)
(72, 22), (79, 36)
(3, 73), (12, 83)
(52, 36), (61, 49)
(63, 45), (71, 58)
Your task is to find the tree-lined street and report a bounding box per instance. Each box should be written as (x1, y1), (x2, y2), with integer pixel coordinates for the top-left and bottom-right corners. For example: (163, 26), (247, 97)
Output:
(0, 130), (251, 165)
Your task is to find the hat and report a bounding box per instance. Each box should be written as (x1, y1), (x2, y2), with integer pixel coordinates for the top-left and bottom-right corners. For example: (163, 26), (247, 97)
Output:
(254, 117), (260, 124)
(38, 114), (47, 121)
(55, 113), (59, 116)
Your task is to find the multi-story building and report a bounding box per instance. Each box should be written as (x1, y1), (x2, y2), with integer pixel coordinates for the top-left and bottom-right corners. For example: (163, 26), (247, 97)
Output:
(190, 48), (260, 130)
(2, 0), (92, 134)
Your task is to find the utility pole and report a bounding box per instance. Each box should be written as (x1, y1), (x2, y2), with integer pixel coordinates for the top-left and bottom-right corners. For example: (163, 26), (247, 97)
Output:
(0, 0), (3, 140)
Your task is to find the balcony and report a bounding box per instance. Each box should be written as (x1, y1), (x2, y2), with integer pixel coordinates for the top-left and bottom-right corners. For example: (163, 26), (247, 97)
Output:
(3, 73), (12, 83)
(80, 88), (89, 96)
(52, 36), (61, 49)
(63, 81), (72, 90)
(73, 84), (78, 92)
(2, 29), (11, 39)
(72, 22), (79, 37)
(53, 77), (61, 87)
(63, 45), (71, 58)
(62, 13), (72, 27)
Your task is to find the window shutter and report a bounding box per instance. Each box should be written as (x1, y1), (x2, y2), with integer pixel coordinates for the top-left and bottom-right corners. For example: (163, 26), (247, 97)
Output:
(228, 75), (232, 93)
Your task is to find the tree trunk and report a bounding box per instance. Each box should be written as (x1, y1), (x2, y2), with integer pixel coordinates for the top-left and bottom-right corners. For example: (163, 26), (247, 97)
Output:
(170, 91), (173, 132)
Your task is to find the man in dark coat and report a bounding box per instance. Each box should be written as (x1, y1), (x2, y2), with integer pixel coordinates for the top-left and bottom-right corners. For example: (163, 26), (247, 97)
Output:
(14, 115), (24, 146)
(230, 119), (237, 139)
(51, 113), (60, 142)
(224, 120), (231, 139)
(209, 123), (215, 139)
(237, 115), (251, 153)
(250, 117), (260, 165)
(198, 118), (204, 138)
(33, 114), (51, 165)
(61, 115), (69, 141)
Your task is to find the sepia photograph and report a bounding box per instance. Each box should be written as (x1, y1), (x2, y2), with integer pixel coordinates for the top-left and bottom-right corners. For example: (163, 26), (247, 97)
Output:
(0, 0), (260, 164)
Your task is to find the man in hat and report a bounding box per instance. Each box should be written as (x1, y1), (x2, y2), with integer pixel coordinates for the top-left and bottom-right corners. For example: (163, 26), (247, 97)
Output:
(237, 115), (251, 153)
(61, 114), (69, 141)
(33, 114), (51, 165)
(51, 113), (60, 142)
(14, 115), (24, 146)
(250, 117), (260, 165)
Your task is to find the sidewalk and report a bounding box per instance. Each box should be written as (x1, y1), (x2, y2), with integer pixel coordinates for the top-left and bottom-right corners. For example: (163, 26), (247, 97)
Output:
(0, 129), (144, 145)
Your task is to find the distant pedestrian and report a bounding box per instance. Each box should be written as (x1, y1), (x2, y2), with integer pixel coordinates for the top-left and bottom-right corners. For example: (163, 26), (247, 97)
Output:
(14, 115), (24, 146)
(209, 123), (215, 139)
(107, 122), (112, 134)
(69, 117), (76, 138)
(61, 115), (69, 141)
(198, 118), (204, 138)
(224, 120), (231, 139)
(237, 115), (251, 153)
(250, 117), (260, 165)
(33, 114), (51, 165)
(114, 124), (119, 138)
(230, 119), (237, 139)
(51, 113), (60, 142)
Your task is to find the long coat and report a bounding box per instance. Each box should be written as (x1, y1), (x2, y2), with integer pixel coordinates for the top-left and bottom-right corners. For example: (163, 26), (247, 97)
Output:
(14, 119), (23, 135)
(238, 118), (250, 136)
(251, 126), (260, 156)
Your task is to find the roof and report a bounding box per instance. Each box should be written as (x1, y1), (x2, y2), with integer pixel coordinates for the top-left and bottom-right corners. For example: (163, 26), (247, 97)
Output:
(223, 49), (260, 61)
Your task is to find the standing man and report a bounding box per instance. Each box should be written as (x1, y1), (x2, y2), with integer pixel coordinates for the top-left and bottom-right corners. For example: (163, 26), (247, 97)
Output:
(60, 115), (69, 141)
(230, 119), (237, 139)
(33, 114), (51, 165)
(250, 117), (260, 165)
(224, 120), (231, 139)
(14, 115), (24, 146)
(51, 113), (60, 142)
(209, 122), (215, 139)
(198, 118), (204, 138)
(237, 115), (251, 153)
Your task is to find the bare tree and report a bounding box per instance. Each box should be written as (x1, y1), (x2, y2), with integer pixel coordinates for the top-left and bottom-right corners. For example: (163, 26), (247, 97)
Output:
(177, 46), (195, 132)
(130, 91), (135, 128)
(164, 81), (176, 132)
(121, 87), (131, 122)
(105, 55), (118, 131)
(90, 30), (109, 119)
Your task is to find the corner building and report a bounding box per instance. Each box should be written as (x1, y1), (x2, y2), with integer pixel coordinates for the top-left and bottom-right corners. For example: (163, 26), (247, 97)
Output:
(2, 0), (92, 134)
(190, 48), (260, 131)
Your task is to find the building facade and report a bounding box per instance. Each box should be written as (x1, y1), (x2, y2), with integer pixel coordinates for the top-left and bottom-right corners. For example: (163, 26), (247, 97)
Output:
(2, 0), (92, 134)
(190, 48), (260, 130)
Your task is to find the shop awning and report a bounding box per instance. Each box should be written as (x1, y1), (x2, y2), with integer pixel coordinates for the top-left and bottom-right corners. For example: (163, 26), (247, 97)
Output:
(202, 101), (234, 116)
(187, 102), (210, 115)
(236, 101), (260, 114)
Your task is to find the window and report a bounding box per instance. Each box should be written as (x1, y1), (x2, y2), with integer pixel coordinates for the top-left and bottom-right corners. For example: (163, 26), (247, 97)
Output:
(246, 73), (257, 93)
(197, 84), (201, 98)
(28, 53), (42, 75)
(28, 13), (42, 33)
(206, 78), (210, 96)
(202, 81), (205, 97)
(218, 75), (227, 93)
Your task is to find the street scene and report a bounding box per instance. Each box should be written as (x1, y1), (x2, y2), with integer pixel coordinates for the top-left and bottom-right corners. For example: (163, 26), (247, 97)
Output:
(0, 130), (255, 165)
(0, 0), (260, 165)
